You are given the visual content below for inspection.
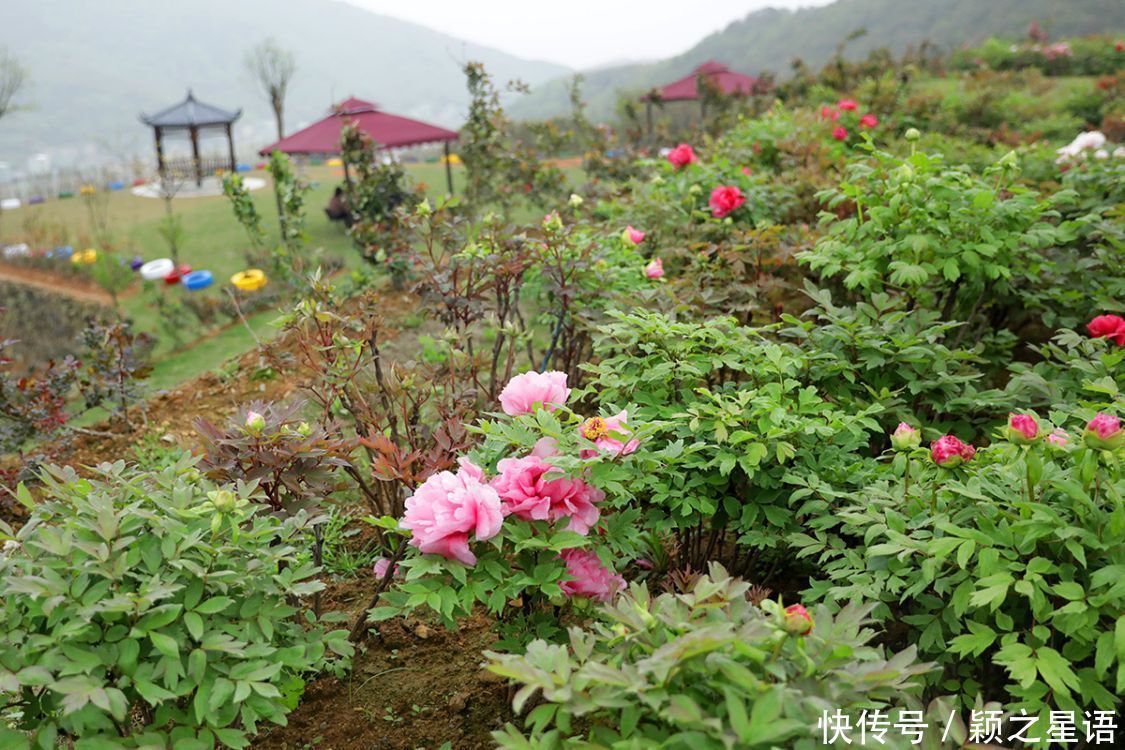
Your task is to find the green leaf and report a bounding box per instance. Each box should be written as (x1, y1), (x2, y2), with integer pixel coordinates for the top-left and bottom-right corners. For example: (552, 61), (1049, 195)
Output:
(184, 612), (204, 641)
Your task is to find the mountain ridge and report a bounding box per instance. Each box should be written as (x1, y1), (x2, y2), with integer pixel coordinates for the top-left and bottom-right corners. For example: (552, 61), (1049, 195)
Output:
(508, 0), (1125, 122)
(0, 0), (570, 168)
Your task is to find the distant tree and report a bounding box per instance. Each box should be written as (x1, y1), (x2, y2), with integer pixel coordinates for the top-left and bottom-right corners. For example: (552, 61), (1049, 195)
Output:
(0, 47), (28, 122)
(245, 38), (297, 140)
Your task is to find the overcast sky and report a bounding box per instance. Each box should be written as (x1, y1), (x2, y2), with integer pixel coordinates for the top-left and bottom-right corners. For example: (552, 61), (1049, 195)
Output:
(342, 0), (837, 69)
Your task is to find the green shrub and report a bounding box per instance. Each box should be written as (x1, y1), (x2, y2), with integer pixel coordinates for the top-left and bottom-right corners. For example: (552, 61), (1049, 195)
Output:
(584, 310), (881, 575)
(0, 458), (352, 749)
(487, 564), (934, 750)
(796, 407), (1125, 727)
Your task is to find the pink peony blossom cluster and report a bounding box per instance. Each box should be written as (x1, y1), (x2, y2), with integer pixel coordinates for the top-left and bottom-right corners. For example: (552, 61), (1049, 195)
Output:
(400, 458), (503, 566)
(558, 548), (625, 602)
(491, 454), (603, 534)
(498, 371), (570, 416)
(819, 99), (878, 142)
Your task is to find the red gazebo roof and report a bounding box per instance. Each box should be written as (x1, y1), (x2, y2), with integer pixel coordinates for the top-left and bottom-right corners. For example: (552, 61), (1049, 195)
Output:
(646, 61), (766, 102)
(258, 97), (459, 155)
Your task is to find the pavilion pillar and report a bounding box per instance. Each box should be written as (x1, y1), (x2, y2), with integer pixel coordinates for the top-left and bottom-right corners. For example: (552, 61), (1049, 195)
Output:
(190, 125), (202, 186)
(443, 141), (454, 195)
(153, 126), (166, 179)
(226, 123), (237, 174)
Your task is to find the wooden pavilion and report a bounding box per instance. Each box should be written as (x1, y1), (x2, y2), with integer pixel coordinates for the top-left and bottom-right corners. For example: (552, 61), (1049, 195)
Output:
(140, 91), (242, 186)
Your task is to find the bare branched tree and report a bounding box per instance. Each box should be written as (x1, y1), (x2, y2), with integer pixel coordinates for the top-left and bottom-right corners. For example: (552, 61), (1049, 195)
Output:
(245, 38), (297, 141)
(0, 47), (29, 122)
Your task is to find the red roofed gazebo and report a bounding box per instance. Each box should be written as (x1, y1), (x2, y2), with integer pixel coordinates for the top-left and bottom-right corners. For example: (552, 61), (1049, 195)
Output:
(648, 61), (765, 102)
(642, 61), (769, 138)
(259, 97), (460, 192)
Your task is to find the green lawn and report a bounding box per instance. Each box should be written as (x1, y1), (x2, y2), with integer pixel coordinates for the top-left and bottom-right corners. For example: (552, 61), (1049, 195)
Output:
(2, 160), (586, 399)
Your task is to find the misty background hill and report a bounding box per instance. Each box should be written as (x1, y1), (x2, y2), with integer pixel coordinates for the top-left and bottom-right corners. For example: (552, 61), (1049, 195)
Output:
(0, 0), (569, 169)
(3, 0), (1125, 172)
(508, 0), (1125, 122)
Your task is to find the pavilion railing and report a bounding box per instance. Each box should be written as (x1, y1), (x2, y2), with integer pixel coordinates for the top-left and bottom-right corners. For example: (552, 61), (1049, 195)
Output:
(160, 156), (235, 181)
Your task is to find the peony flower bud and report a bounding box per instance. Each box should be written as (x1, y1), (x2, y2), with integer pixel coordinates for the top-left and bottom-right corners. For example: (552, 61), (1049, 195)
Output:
(783, 604), (814, 636)
(905, 128), (921, 141)
(623, 226), (646, 245)
(1005, 413), (1040, 445)
(542, 212), (563, 232)
(245, 411), (265, 434)
(296, 422), (313, 437)
(890, 422), (921, 451)
(931, 435), (975, 468)
(208, 489), (237, 514)
(568, 193), (584, 208)
(1084, 413), (1123, 451)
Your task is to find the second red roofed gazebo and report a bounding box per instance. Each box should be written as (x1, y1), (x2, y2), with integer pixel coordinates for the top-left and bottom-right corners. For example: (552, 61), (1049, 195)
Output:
(259, 97), (460, 193)
(643, 61), (769, 136)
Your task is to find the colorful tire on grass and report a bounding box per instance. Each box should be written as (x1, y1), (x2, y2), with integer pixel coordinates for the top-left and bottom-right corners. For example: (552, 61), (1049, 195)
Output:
(165, 264), (192, 285)
(182, 270), (213, 291)
(140, 258), (174, 281)
(231, 268), (267, 291)
(71, 248), (98, 265)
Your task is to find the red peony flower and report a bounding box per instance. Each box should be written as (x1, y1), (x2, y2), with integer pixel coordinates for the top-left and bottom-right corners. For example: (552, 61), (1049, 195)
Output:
(667, 143), (698, 168)
(859, 113), (879, 128)
(837, 99), (858, 111)
(832, 126), (849, 141)
(708, 185), (746, 218)
(1087, 314), (1125, 345)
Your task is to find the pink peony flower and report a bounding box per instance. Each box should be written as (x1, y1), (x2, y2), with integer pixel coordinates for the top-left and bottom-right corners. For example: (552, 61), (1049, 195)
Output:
(742, 166), (753, 176)
(498, 371), (570, 415)
(579, 410), (641, 458)
(708, 185), (746, 218)
(490, 455), (603, 535)
(623, 225), (646, 245)
(890, 422), (921, 451)
(859, 113), (879, 129)
(645, 258), (664, 279)
(832, 126), (849, 141)
(783, 604), (814, 635)
(1046, 429), (1069, 448)
(373, 557), (401, 579)
(400, 458), (503, 566)
(558, 548), (624, 602)
(931, 435), (976, 468)
(1084, 413), (1123, 450)
(819, 105), (839, 121)
(1006, 413), (1040, 444)
(667, 143), (698, 168)
(837, 99), (858, 111)
(530, 436), (559, 458)
(1087, 314), (1125, 345)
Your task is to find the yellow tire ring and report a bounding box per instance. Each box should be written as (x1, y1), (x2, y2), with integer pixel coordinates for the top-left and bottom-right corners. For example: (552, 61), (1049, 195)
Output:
(70, 248), (98, 265)
(231, 268), (267, 291)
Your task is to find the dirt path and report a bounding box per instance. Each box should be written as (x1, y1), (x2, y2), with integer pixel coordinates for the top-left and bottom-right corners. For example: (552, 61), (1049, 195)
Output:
(0, 262), (114, 305)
